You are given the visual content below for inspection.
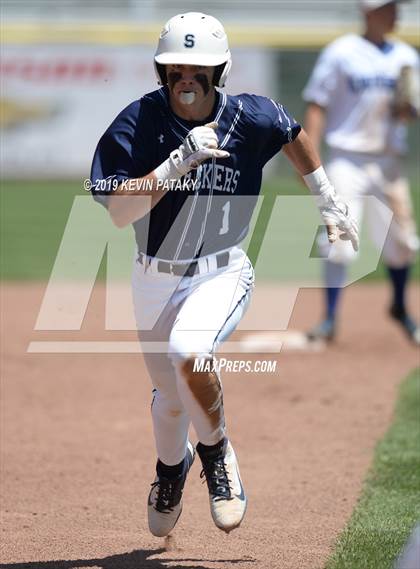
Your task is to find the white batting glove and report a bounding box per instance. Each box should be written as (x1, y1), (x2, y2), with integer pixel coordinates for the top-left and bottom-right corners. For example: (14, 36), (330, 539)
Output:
(317, 194), (359, 252)
(171, 121), (230, 175)
(303, 166), (359, 252)
(154, 122), (230, 181)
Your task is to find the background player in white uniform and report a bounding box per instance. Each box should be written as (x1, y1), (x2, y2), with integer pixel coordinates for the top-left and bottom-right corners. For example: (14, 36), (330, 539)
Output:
(90, 13), (358, 538)
(303, 0), (420, 344)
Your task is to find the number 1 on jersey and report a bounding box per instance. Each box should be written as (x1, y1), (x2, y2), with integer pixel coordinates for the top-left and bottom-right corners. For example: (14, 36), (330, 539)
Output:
(219, 200), (230, 235)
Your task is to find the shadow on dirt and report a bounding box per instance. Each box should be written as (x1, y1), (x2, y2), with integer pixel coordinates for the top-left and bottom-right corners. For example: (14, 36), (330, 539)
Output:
(0, 548), (257, 569)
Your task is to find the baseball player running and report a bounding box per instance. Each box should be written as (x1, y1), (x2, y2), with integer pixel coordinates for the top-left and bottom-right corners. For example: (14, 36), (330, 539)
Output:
(303, 0), (420, 344)
(90, 12), (358, 537)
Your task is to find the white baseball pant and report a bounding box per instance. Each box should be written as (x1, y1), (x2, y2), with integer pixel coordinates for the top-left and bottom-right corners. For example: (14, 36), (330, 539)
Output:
(132, 246), (254, 465)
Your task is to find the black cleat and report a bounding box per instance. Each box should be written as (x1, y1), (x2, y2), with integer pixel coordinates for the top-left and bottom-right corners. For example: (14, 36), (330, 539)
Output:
(148, 441), (195, 537)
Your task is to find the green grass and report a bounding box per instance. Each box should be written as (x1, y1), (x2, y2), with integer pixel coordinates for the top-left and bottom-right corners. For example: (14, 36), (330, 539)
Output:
(325, 369), (420, 569)
(0, 179), (85, 280)
(0, 175), (419, 281)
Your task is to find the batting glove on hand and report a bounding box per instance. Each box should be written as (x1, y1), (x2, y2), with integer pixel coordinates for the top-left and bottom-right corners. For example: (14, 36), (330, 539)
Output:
(318, 195), (359, 252)
(170, 122), (230, 176)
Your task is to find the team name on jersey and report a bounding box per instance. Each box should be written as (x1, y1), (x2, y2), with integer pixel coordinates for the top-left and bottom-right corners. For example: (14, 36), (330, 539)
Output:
(195, 163), (241, 194)
(348, 75), (396, 93)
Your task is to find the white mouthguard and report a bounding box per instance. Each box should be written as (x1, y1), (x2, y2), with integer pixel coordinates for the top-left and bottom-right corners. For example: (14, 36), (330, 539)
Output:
(179, 91), (196, 105)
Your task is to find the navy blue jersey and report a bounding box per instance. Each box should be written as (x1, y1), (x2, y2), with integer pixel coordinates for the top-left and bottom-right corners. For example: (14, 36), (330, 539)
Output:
(91, 86), (301, 260)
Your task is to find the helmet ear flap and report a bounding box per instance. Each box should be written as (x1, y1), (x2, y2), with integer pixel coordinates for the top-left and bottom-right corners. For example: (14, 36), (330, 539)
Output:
(213, 58), (232, 87)
(213, 63), (225, 87)
(154, 62), (167, 85)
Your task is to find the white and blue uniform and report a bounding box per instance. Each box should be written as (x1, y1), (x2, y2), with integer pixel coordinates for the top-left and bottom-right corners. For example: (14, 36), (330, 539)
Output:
(91, 87), (300, 464)
(303, 34), (419, 266)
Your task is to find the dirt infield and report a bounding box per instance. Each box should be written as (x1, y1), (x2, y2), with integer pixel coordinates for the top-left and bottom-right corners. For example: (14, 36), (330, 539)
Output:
(1, 281), (419, 569)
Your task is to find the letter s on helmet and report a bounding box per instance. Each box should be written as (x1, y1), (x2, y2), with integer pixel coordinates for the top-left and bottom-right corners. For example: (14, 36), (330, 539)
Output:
(154, 12), (232, 88)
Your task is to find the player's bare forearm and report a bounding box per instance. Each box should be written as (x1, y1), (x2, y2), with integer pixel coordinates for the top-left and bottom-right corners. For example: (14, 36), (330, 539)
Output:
(282, 129), (322, 175)
(303, 102), (326, 156)
(108, 173), (164, 228)
(284, 129), (359, 251)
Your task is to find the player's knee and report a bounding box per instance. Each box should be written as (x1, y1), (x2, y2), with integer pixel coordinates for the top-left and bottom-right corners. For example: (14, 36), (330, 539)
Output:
(181, 355), (215, 382)
(382, 235), (419, 268)
(168, 408), (183, 417)
(152, 388), (185, 418)
(383, 250), (416, 268)
(179, 355), (223, 416)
